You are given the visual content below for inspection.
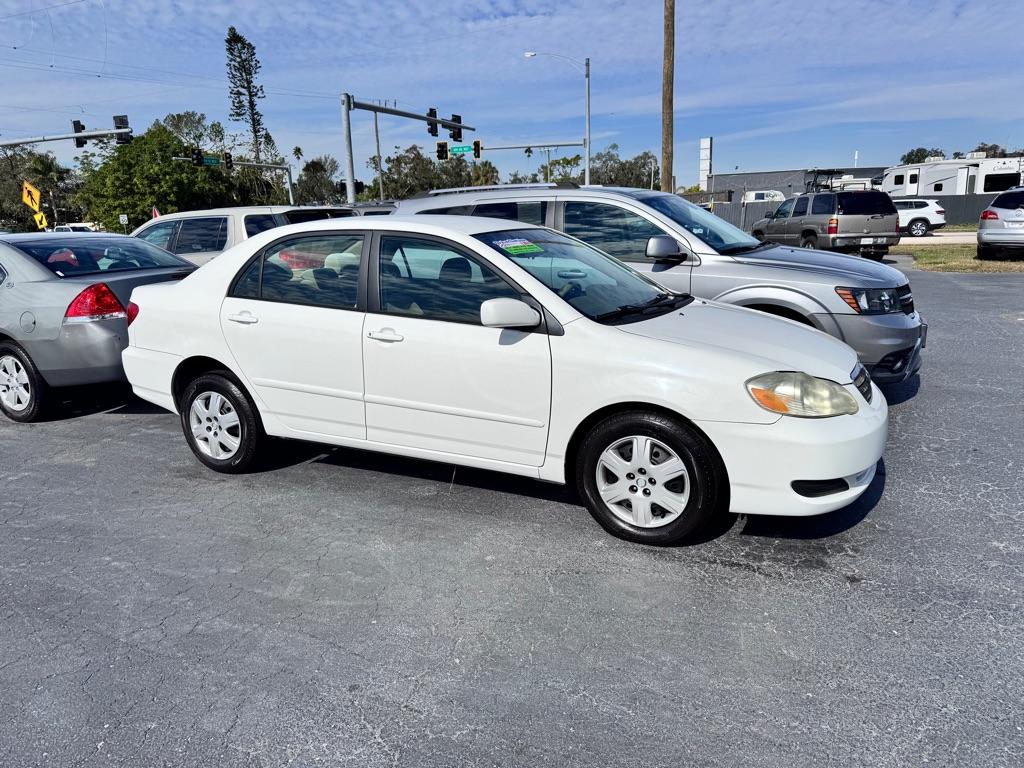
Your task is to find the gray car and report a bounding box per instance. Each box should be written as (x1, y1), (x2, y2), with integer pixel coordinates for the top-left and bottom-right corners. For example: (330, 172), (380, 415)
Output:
(396, 184), (926, 383)
(0, 233), (194, 421)
(977, 187), (1024, 259)
(752, 190), (900, 260)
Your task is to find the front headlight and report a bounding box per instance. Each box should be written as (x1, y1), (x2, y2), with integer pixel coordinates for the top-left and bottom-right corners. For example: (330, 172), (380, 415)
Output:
(835, 286), (900, 314)
(746, 372), (859, 418)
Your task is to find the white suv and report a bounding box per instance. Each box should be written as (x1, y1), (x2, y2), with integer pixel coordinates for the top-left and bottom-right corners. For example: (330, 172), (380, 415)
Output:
(893, 199), (946, 237)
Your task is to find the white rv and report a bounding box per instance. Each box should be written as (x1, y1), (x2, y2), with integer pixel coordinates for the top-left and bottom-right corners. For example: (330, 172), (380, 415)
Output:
(880, 154), (1024, 197)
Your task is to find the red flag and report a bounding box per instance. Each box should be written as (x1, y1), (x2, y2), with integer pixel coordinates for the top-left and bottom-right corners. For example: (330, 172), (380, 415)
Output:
(151, 206), (160, 218)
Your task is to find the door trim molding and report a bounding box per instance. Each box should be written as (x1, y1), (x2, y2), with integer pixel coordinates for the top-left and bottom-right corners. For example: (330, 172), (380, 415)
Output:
(365, 393), (546, 428)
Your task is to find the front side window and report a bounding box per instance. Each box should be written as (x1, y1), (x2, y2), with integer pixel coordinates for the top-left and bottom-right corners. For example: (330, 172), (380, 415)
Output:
(378, 236), (520, 324)
(792, 196), (809, 216)
(811, 194), (835, 215)
(473, 201), (548, 226)
(174, 218), (228, 254)
(563, 201), (667, 261)
(136, 220), (179, 250)
(476, 228), (684, 324)
(773, 198), (796, 219)
(12, 237), (191, 277)
(231, 233), (364, 309)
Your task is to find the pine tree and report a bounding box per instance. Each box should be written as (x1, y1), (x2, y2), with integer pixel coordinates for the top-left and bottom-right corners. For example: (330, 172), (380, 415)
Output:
(225, 26), (266, 163)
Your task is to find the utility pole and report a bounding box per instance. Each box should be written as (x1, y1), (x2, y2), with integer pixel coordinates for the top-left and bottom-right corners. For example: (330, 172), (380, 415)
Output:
(661, 0), (675, 193)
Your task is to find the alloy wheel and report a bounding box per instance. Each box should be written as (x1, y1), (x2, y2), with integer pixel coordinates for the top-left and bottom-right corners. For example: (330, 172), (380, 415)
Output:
(189, 391), (242, 460)
(0, 355), (31, 413)
(595, 435), (690, 528)
(910, 221), (928, 237)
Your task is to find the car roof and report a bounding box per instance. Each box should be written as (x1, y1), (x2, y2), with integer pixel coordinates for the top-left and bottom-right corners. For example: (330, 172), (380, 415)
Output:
(140, 205), (355, 220)
(245, 214), (544, 237)
(397, 185), (673, 210)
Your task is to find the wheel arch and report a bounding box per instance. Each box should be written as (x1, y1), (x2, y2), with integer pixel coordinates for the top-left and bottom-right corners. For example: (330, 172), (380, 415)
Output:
(714, 286), (831, 332)
(563, 401), (729, 494)
(171, 355), (248, 409)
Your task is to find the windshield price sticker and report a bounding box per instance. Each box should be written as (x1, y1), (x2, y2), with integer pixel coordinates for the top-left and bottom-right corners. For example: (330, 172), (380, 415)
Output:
(495, 238), (543, 255)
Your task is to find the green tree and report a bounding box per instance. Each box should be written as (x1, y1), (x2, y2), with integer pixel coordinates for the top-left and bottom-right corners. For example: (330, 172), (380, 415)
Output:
(900, 147), (945, 164)
(0, 147), (56, 230)
(470, 160), (500, 187)
(590, 144), (660, 188)
(507, 170), (540, 184)
(296, 155), (343, 204)
(27, 152), (74, 225)
(75, 121), (236, 231)
(225, 26), (267, 163)
(971, 142), (1024, 158)
(539, 154), (582, 183)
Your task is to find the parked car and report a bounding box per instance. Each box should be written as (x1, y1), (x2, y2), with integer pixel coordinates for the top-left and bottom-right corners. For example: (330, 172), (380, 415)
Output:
(123, 215), (886, 544)
(395, 185), (925, 383)
(893, 199), (946, 237)
(977, 187), (1024, 259)
(53, 223), (98, 233)
(751, 190), (900, 259)
(0, 233), (194, 421)
(130, 204), (394, 266)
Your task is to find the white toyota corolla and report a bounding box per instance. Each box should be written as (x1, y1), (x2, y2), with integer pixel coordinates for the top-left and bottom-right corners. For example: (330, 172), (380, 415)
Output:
(123, 215), (887, 544)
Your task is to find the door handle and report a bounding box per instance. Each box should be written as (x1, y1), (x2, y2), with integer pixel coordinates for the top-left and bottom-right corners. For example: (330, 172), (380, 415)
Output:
(367, 329), (404, 343)
(227, 312), (259, 325)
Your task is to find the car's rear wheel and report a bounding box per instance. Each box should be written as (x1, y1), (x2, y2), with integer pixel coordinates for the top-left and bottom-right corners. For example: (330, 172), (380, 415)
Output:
(0, 343), (45, 423)
(800, 234), (818, 249)
(977, 244), (999, 260)
(576, 410), (727, 545)
(180, 373), (264, 473)
(908, 219), (929, 237)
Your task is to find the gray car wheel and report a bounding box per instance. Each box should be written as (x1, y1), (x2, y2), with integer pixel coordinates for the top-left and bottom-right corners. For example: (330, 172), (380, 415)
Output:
(180, 373), (264, 473)
(0, 342), (45, 423)
(800, 234), (818, 249)
(908, 219), (929, 237)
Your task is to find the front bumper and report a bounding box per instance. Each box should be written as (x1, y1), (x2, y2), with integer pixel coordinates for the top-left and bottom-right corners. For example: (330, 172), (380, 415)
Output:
(697, 382), (888, 517)
(816, 310), (926, 384)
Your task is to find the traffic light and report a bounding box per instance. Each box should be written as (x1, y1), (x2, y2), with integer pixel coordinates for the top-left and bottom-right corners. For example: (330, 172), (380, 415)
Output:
(112, 115), (132, 144)
(472, 140), (482, 159)
(354, 180), (366, 195)
(222, 152), (233, 171)
(436, 141), (449, 161)
(449, 114), (462, 142)
(191, 147), (204, 167)
(72, 120), (87, 148)
(427, 107), (438, 137)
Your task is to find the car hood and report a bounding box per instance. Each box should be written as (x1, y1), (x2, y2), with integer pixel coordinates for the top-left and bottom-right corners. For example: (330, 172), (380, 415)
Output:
(732, 245), (906, 287)
(619, 298), (860, 383)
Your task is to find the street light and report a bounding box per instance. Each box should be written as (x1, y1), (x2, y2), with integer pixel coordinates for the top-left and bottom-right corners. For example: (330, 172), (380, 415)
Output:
(524, 51), (591, 185)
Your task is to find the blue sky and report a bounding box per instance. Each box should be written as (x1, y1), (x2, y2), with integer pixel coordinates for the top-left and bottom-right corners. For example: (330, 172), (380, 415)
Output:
(1, 0), (1022, 186)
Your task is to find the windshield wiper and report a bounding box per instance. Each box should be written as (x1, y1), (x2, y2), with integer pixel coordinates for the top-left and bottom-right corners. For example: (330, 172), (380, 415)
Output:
(719, 241), (775, 255)
(594, 292), (693, 322)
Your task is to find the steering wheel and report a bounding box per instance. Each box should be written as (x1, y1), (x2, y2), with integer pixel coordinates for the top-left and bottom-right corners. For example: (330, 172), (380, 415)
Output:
(558, 281), (584, 300)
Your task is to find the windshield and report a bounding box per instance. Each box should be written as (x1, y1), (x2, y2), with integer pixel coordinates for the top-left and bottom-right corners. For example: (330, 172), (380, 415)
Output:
(626, 191), (761, 252)
(12, 237), (192, 277)
(476, 228), (688, 324)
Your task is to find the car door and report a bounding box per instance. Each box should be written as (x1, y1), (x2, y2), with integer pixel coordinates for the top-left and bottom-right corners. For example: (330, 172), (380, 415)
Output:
(220, 231), (368, 440)
(764, 197), (794, 242)
(361, 232), (552, 467)
(785, 195), (810, 244)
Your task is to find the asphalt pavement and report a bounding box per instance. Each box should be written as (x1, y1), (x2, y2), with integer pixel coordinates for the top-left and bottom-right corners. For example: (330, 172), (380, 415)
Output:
(1, 263), (1022, 767)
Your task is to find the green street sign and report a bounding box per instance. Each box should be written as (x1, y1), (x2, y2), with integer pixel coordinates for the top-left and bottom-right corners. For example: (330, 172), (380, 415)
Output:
(450, 145), (472, 155)
(202, 156), (221, 166)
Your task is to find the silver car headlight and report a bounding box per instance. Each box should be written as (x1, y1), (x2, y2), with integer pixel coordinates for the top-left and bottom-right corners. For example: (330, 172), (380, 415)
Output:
(746, 372), (859, 418)
(835, 286), (900, 314)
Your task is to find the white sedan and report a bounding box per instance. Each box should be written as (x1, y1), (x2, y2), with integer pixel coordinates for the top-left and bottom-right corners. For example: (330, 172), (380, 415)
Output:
(123, 216), (887, 545)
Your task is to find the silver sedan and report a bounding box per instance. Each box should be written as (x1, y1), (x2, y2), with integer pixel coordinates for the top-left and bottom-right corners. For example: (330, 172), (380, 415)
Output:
(0, 233), (194, 421)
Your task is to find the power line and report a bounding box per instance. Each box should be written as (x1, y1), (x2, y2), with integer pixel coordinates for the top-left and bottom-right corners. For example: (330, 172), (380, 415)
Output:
(0, 0), (87, 21)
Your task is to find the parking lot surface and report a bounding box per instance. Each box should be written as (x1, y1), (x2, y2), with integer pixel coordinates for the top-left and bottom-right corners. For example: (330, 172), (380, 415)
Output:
(2, 265), (1022, 768)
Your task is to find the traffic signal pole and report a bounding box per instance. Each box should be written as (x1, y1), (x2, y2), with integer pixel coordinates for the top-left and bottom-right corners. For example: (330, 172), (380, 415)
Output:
(339, 93), (475, 203)
(172, 156), (295, 205)
(0, 127), (132, 149)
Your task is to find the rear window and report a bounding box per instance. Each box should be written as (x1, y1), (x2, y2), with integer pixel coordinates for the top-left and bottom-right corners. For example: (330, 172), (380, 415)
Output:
(836, 192), (897, 215)
(174, 217), (228, 254)
(245, 214), (280, 237)
(12, 238), (191, 277)
(472, 201), (548, 225)
(282, 208), (354, 224)
(991, 191), (1024, 210)
(811, 194), (835, 215)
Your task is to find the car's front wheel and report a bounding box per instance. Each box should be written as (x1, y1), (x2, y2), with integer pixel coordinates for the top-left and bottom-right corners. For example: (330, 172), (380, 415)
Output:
(179, 373), (264, 473)
(0, 342), (45, 423)
(576, 410), (727, 545)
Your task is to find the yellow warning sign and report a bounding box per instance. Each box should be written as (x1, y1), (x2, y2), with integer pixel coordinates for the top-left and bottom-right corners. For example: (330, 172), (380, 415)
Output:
(22, 180), (41, 212)
(33, 211), (48, 230)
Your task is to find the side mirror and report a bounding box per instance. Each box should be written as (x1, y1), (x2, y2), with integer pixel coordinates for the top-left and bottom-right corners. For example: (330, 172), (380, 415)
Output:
(645, 234), (688, 261)
(480, 298), (541, 329)
(764, 210), (776, 219)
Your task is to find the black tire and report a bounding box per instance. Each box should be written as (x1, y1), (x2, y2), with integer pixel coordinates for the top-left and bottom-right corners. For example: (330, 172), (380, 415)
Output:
(861, 247), (887, 261)
(576, 410), (727, 545)
(179, 372), (264, 473)
(800, 234), (818, 249)
(977, 244), (998, 260)
(0, 341), (46, 423)
(907, 219), (929, 237)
